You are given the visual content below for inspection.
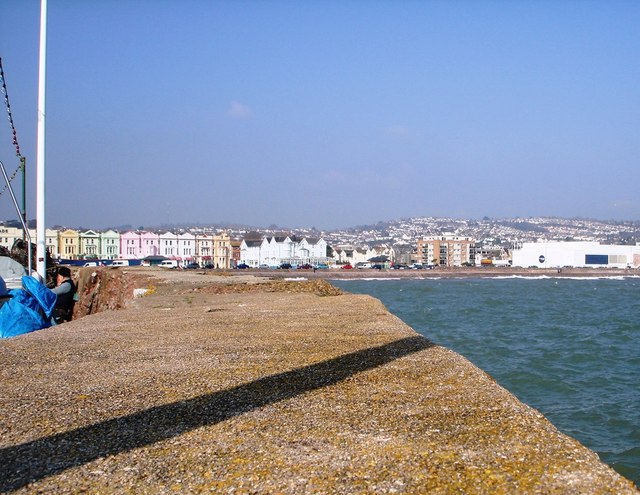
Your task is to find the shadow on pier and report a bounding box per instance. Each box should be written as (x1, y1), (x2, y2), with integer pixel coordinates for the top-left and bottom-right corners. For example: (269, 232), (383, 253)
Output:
(0, 335), (432, 492)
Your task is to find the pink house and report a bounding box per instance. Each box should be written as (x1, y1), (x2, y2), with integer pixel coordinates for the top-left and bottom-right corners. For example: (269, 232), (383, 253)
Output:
(139, 231), (160, 258)
(120, 231), (140, 259)
(119, 231), (159, 259)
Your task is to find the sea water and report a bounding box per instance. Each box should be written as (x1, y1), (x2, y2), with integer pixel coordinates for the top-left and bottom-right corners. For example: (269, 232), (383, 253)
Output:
(332, 276), (640, 486)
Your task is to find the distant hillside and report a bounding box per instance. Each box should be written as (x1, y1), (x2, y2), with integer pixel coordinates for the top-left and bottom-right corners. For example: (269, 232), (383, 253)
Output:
(321, 216), (640, 248)
(2, 216), (639, 248)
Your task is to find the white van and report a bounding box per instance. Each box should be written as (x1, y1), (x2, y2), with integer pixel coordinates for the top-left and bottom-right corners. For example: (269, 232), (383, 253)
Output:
(111, 260), (130, 267)
(159, 260), (178, 269)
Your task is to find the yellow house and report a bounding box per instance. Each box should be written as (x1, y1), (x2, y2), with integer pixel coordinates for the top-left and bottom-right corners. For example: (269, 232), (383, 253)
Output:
(58, 229), (81, 259)
(212, 232), (232, 269)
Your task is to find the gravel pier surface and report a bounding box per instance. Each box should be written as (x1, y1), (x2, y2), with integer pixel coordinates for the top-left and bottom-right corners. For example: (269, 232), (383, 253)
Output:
(1, 269), (637, 494)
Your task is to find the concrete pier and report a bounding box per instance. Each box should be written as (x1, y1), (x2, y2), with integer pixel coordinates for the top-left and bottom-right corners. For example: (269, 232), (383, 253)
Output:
(1, 269), (637, 494)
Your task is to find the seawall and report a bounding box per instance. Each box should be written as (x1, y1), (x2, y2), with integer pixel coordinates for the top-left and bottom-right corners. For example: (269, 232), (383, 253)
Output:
(0, 268), (637, 494)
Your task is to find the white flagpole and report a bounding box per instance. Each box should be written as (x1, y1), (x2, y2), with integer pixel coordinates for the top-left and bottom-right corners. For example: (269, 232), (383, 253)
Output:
(36, 0), (48, 279)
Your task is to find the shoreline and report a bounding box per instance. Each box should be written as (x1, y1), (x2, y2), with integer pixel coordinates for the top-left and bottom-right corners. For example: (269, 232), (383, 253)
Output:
(214, 266), (639, 280)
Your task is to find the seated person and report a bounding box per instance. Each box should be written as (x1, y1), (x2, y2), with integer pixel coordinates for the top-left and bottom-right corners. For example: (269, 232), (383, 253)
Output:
(0, 275), (13, 309)
(52, 266), (76, 323)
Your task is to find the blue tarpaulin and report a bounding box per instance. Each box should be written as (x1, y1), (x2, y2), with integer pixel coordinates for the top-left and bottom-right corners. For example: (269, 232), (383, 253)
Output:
(0, 276), (57, 339)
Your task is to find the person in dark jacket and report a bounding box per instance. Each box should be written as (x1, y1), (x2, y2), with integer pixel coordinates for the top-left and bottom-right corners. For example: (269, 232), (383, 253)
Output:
(52, 266), (76, 323)
(0, 275), (13, 310)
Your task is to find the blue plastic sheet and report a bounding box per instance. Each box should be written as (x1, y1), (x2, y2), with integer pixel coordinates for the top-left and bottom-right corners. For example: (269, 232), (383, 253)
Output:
(22, 275), (57, 318)
(0, 276), (56, 338)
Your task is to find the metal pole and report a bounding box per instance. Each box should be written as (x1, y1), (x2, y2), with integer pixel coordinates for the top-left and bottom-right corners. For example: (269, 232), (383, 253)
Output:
(1, 160), (32, 275)
(20, 156), (26, 238)
(36, 0), (47, 279)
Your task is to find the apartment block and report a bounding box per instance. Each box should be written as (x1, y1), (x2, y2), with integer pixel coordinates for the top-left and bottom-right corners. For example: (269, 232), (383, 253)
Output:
(416, 233), (476, 267)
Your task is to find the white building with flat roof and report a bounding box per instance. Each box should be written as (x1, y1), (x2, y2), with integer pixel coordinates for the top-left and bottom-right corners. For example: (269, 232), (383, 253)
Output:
(512, 241), (640, 269)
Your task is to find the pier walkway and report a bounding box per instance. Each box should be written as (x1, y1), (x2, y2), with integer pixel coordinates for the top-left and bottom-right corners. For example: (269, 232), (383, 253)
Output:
(1, 269), (636, 494)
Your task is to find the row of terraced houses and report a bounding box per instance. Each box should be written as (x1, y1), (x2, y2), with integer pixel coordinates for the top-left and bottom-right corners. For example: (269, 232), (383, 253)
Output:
(0, 226), (473, 268)
(0, 226), (399, 269)
(0, 227), (341, 269)
(0, 227), (239, 268)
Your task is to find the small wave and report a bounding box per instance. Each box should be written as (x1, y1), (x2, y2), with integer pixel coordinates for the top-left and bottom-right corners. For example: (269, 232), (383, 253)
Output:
(331, 274), (638, 282)
(330, 276), (443, 282)
(483, 275), (636, 281)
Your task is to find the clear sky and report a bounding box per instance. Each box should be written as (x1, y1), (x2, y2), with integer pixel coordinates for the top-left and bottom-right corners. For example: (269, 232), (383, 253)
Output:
(0, 1), (638, 230)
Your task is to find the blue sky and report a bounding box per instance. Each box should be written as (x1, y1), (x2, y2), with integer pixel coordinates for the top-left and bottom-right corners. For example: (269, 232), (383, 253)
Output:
(0, 1), (638, 230)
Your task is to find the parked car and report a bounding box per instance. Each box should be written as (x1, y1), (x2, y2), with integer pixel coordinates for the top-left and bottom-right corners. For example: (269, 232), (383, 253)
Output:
(356, 263), (371, 269)
(185, 262), (200, 269)
(297, 263), (313, 270)
(111, 260), (130, 267)
(279, 263), (292, 269)
(236, 263), (249, 269)
(341, 264), (353, 270)
(391, 264), (408, 269)
(159, 260), (179, 269)
(315, 264), (329, 269)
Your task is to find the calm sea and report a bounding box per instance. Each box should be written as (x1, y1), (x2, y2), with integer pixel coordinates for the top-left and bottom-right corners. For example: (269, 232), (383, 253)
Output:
(332, 276), (640, 486)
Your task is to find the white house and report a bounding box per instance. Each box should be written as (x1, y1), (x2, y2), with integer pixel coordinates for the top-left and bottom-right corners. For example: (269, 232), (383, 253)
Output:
(261, 236), (296, 267)
(159, 231), (179, 258)
(0, 226), (21, 251)
(240, 235), (329, 267)
(177, 232), (196, 262)
(332, 247), (352, 265)
(297, 237), (327, 262)
(240, 239), (263, 267)
(26, 228), (59, 258)
(79, 230), (101, 259)
(0, 226), (57, 255)
(367, 245), (395, 263)
(332, 245), (395, 266)
(351, 248), (369, 266)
